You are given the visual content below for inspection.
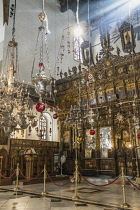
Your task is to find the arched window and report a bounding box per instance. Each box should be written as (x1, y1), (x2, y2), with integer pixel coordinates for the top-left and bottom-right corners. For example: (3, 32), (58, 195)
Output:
(39, 112), (58, 141)
(73, 36), (83, 62)
(39, 115), (47, 140)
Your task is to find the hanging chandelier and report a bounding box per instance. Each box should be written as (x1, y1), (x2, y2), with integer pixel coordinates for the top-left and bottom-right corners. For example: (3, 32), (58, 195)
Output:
(31, 0), (53, 102)
(64, 0), (99, 143)
(0, 1), (36, 135)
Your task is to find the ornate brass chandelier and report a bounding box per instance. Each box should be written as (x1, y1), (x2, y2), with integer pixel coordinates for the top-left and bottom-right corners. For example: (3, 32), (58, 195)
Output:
(31, 0), (52, 102)
(0, 1), (36, 135)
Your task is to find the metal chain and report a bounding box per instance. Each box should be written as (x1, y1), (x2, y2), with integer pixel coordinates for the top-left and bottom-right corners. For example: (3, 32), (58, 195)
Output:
(39, 28), (44, 67)
(16, 46), (20, 82)
(53, 0), (57, 78)
(1, 46), (9, 78)
(31, 30), (40, 78)
(12, 0), (16, 41)
(76, 0), (79, 24)
(87, 0), (91, 72)
(45, 34), (51, 75)
(42, 0), (44, 11)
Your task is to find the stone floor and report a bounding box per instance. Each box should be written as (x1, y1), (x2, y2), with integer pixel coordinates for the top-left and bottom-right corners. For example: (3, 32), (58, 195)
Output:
(0, 175), (140, 210)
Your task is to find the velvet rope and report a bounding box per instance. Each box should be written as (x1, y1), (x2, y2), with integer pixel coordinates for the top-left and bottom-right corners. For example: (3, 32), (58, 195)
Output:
(46, 171), (74, 187)
(20, 170), (43, 180)
(0, 171), (16, 179)
(126, 177), (140, 190)
(79, 173), (120, 187)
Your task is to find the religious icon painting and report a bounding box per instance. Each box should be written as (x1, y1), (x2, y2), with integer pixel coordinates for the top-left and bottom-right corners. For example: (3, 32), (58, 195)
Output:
(81, 41), (93, 66)
(119, 21), (135, 53)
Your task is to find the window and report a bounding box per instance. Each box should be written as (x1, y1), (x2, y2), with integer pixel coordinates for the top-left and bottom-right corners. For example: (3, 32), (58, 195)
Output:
(73, 36), (83, 62)
(39, 116), (46, 140)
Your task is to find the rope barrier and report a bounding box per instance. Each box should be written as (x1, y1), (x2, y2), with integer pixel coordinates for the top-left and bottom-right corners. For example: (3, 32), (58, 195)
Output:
(126, 177), (140, 190)
(20, 170), (43, 180)
(46, 171), (74, 187)
(0, 171), (16, 179)
(79, 173), (120, 187)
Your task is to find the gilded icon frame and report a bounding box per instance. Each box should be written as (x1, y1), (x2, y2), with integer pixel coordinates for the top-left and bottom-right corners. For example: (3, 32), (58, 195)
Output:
(81, 41), (93, 66)
(119, 21), (135, 53)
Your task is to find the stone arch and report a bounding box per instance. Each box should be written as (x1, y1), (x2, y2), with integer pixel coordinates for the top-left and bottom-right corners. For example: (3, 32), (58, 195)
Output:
(41, 112), (53, 141)
(42, 111), (58, 142)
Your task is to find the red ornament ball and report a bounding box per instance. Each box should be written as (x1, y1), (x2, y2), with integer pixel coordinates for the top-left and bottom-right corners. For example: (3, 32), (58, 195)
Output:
(38, 62), (44, 67)
(137, 134), (140, 139)
(90, 130), (95, 135)
(38, 142), (42, 146)
(90, 105), (94, 108)
(36, 102), (45, 113)
(53, 114), (58, 119)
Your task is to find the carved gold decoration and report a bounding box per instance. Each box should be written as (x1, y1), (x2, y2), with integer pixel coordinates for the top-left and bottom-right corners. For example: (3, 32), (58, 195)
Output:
(85, 149), (92, 158)
(77, 137), (83, 143)
(118, 67), (124, 74)
(38, 12), (46, 22)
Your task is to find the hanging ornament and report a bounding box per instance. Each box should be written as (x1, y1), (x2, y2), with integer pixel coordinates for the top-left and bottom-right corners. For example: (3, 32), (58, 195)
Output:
(53, 113), (58, 119)
(77, 136), (83, 143)
(78, 64), (81, 71)
(57, 66), (59, 76)
(67, 31), (70, 37)
(67, 41), (70, 54)
(38, 62), (44, 67)
(49, 127), (52, 134)
(54, 89), (57, 94)
(31, 0), (52, 100)
(90, 105), (94, 108)
(36, 102), (45, 113)
(61, 45), (65, 52)
(137, 134), (140, 139)
(88, 74), (93, 80)
(90, 130), (95, 135)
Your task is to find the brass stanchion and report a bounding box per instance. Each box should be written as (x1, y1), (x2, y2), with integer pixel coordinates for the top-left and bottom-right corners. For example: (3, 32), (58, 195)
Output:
(120, 167), (130, 208)
(41, 164), (48, 196)
(72, 142), (80, 200)
(135, 146), (140, 184)
(0, 169), (1, 182)
(14, 163), (20, 194)
(0, 156), (3, 183)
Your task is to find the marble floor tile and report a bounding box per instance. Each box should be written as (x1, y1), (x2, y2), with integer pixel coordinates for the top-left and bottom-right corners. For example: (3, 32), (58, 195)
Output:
(0, 176), (139, 210)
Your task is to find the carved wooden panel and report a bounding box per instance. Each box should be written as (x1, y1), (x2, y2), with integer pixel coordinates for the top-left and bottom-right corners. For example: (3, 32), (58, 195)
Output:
(98, 159), (116, 175)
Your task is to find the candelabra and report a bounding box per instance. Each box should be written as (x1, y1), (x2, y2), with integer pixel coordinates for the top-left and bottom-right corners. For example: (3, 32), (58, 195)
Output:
(0, 1), (36, 135)
(132, 99), (140, 184)
(31, 0), (53, 101)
